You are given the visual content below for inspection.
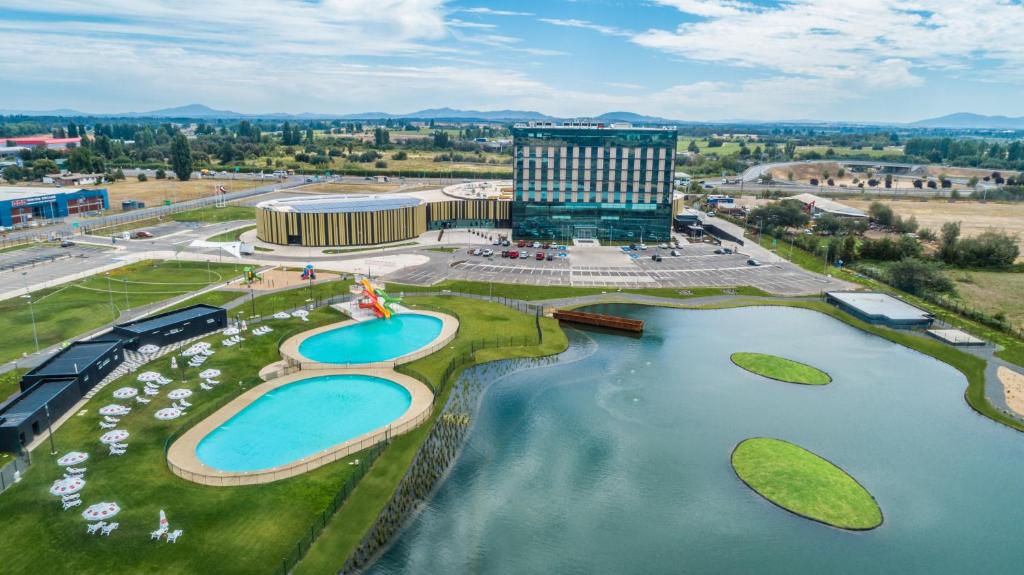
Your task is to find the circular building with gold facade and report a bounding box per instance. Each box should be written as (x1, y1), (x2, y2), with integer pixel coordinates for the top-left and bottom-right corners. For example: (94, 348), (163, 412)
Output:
(256, 193), (510, 247)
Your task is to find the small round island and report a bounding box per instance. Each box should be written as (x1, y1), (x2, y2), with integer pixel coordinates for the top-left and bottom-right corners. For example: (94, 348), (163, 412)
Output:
(731, 437), (882, 530)
(730, 352), (832, 385)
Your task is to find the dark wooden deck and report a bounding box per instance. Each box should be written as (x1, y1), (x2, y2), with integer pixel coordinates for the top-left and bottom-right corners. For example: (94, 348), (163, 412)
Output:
(552, 309), (644, 333)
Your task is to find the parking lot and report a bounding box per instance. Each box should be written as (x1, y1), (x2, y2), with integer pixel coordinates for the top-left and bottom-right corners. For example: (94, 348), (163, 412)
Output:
(386, 242), (851, 295)
(0, 244), (110, 275)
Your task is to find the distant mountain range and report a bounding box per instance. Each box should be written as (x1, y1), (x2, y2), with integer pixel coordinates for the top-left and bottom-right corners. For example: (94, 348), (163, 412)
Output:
(2, 104), (1023, 129)
(909, 112), (1024, 130)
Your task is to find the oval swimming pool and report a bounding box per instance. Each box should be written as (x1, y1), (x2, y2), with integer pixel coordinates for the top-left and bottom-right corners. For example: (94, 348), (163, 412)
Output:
(298, 313), (443, 364)
(196, 374), (411, 472)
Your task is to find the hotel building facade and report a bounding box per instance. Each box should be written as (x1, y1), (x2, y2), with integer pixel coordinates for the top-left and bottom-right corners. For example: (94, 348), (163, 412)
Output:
(510, 122), (678, 242)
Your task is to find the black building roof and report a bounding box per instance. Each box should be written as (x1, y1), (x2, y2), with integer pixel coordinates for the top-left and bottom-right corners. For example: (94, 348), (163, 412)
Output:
(26, 340), (121, 378)
(0, 380), (76, 426)
(114, 304), (224, 334)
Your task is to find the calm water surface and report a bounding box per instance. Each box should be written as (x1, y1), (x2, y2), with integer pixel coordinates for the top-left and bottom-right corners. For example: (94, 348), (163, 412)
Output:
(369, 305), (1024, 574)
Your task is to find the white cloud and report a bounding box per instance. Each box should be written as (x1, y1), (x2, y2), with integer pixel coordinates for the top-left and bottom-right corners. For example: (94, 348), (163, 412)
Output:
(538, 18), (631, 37)
(650, 0), (758, 18)
(447, 18), (497, 29)
(461, 7), (534, 16)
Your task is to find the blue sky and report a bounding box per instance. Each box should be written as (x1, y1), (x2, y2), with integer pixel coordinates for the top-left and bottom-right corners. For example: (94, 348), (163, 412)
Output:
(1, 0), (1022, 122)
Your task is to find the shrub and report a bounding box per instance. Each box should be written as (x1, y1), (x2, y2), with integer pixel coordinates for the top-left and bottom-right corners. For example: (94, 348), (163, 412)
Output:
(137, 173), (148, 182)
(155, 168), (166, 179)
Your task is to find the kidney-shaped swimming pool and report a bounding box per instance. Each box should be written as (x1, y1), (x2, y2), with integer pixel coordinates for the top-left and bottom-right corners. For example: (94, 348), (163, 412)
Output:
(196, 374), (412, 472)
(298, 313), (443, 364)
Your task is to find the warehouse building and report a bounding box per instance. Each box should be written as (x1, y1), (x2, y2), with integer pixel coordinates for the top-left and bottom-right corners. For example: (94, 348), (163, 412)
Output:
(111, 304), (227, 350)
(20, 339), (124, 395)
(826, 292), (933, 328)
(0, 186), (109, 227)
(256, 194), (511, 247)
(0, 379), (80, 452)
(510, 122), (677, 242)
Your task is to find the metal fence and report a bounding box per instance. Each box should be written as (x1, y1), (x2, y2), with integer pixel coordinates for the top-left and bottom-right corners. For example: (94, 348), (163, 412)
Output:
(0, 451), (31, 494)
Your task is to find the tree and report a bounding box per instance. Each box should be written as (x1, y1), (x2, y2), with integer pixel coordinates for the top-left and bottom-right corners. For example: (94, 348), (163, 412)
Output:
(888, 258), (954, 295)
(31, 159), (59, 179)
(2, 165), (27, 182)
(67, 146), (97, 173)
(938, 221), (961, 263)
(137, 173), (148, 182)
(687, 140), (699, 153)
(747, 199), (810, 231)
(913, 179), (923, 189)
(868, 201), (894, 226)
(155, 168), (166, 179)
(374, 127), (390, 148)
(391, 150), (408, 160)
(884, 174), (893, 189)
(170, 132), (194, 181)
(955, 229), (1020, 268)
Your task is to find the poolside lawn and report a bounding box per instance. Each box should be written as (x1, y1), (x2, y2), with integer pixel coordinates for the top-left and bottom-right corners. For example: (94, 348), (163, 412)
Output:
(730, 352), (831, 385)
(292, 296), (569, 575)
(0, 260), (246, 365)
(731, 437), (882, 530)
(0, 307), (373, 575)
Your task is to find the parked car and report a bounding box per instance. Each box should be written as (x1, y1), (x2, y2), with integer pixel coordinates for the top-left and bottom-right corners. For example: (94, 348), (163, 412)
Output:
(536, 251), (545, 260)
(651, 254), (663, 262)
(542, 242), (550, 249)
(482, 249), (493, 257)
(670, 249), (681, 256)
(714, 248), (725, 254)
(509, 250), (519, 258)
(517, 239), (526, 248)
(706, 211), (716, 217)
(658, 243), (668, 249)
(532, 242), (541, 249)
(546, 253), (554, 261)
(492, 239), (501, 246)
(502, 240), (511, 247)
(501, 250), (509, 258)
(133, 231), (153, 239)
(60, 240), (76, 248)
(638, 243), (648, 250)
(747, 258), (761, 266)
(472, 248), (482, 256)
(519, 251), (530, 259)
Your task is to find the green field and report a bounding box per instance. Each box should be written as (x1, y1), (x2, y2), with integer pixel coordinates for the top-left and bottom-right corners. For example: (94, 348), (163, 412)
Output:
(163, 289), (245, 312)
(731, 438), (882, 530)
(730, 352), (831, 385)
(796, 145), (904, 159)
(389, 279), (768, 301)
(0, 260), (245, 364)
(947, 270), (1024, 330)
(0, 369), (26, 403)
(171, 206), (255, 223)
(205, 225), (255, 243)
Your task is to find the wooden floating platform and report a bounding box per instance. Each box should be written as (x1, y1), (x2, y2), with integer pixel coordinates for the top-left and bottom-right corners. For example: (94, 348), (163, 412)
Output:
(553, 309), (644, 333)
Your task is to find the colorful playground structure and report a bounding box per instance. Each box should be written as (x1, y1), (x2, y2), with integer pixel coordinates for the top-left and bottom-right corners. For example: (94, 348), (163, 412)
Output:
(243, 266), (263, 285)
(351, 276), (401, 319)
(300, 264), (316, 281)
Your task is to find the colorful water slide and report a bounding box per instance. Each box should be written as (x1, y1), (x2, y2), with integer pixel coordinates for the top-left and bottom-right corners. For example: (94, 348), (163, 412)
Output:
(360, 279), (391, 319)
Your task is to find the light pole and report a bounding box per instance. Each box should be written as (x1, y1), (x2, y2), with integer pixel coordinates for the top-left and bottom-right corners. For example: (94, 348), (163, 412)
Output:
(44, 402), (57, 455)
(105, 273), (116, 320)
(21, 294), (39, 353)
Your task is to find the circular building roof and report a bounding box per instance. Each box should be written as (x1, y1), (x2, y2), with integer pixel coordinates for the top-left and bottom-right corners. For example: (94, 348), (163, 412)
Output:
(256, 194), (424, 214)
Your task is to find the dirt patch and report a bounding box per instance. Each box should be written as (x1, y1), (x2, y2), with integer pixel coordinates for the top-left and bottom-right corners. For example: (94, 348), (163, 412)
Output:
(844, 198), (1024, 258)
(97, 179), (270, 212)
(999, 367), (1024, 416)
(920, 166), (1023, 180)
(769, 162), (842, 182)
(226, 267), (340, 291)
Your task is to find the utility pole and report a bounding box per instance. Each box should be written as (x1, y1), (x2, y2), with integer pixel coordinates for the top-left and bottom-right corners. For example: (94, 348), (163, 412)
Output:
(106, 273), (116, 321)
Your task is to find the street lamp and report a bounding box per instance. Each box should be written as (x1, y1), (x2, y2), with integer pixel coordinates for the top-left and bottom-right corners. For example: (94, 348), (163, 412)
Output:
(44, 402), (57, 455)
(20, 295), (39, 353)
(105, 273), (116, 321)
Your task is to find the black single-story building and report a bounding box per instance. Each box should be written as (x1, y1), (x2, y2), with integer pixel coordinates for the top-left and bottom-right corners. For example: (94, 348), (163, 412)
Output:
(111, 304), (228, 350)
(0, 379), (80, 452)
(826, 292), (934, 329)
(20, 339), (124, 395)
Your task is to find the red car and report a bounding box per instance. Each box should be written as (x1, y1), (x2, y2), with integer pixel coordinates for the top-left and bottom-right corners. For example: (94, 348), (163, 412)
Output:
(517, 239), (526, 248)
(509, 250), (519, 258)
(133, 231), (154, 239)
(535, 251), (545, 260)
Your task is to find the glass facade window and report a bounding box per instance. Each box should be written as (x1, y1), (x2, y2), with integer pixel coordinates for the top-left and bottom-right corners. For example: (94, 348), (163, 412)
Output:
(511, 202), (672, 242)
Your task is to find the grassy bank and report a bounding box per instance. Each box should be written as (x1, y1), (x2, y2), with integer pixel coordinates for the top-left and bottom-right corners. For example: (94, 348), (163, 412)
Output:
(0, 308), (373, 575)
(730, 352), (831, 385)
(0, 260), (245, 364)
(731, 438), (882, 530)
(388, 279), (768, 302)
(292, 296), (569, 575)
(0, 369), (26, 404)
(205, 225), (256, 243)
(171, 206), (255, 223)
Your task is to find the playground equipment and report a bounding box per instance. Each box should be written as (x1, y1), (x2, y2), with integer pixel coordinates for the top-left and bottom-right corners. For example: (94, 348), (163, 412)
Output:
(300, 264), (316, 281)
(243, 266), (263, 285)
(351, 276), (400, 319)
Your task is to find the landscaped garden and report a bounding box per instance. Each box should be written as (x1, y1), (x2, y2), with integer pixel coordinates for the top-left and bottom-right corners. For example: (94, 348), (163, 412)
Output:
(730, 352), (831, 385)
(731, 437), (883, 530)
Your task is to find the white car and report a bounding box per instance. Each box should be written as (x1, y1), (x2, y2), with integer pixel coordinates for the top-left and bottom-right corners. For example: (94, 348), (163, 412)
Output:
(482, 249), (493, 257)
(472, 248), (482, 256)
(658, 243), (668, 249)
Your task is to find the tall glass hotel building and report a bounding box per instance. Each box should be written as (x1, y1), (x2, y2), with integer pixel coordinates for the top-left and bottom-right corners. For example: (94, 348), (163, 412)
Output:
(511, 122), (678, 242)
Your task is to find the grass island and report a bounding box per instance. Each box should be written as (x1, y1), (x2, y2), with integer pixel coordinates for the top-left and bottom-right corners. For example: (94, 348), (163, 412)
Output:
(731, 437), (882, 530)
(730, 352), (832, 385)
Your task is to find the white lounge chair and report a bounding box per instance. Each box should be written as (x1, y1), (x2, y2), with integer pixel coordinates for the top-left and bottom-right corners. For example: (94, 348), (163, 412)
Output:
(200, 383), (213, 391)
(101, 523), (119, 536)
(86, 521), (107, 535)
(109, 448), (127, 456)
(166, 529), (183, 543)
(110, 442), (128, 449)
(66, 467), (86, 475)
(62, 499), (82, 510)
(64, 472), (84, 481)
(62, 493), (81, 503)
(103, 416), (120, 423)
(151, 528), (167, 540)
(179, 399), (192, 408)
(135, 396), (151, 404)
(99, 421), (117, 429)
(205, 379), (220, 385)
(144, 388), (159, 396)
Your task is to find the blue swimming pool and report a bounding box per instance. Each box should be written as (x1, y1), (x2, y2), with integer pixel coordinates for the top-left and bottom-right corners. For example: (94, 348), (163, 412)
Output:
(196, 374), (411, 472)
(298, 313), (443, 364)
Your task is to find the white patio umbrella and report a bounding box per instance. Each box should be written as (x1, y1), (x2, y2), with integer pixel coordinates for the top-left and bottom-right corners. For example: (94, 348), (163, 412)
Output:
(98, 405), (130, 416)
(291, 309), (308, 318)
(167, 389), (193, 400)
(199, 369), (221, 379)
(81, 502), (121, 521)
(223, 327), (240, 336)
(137, 372), (162, 382)
(112, 387), (138, 399)
(154, 408), (182, 421)
(273, 312), (290, 320)
(99, 430), (129, 444)
(56, 451), (89, 467)
(138, 344), (160, 355)
(159, 509), (169, 531)
(50, 477), (86, 496)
